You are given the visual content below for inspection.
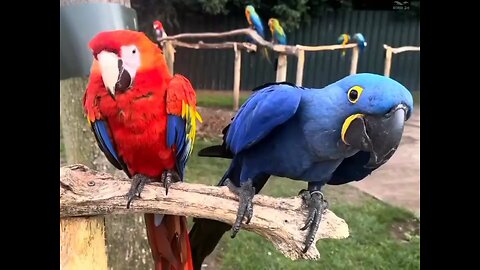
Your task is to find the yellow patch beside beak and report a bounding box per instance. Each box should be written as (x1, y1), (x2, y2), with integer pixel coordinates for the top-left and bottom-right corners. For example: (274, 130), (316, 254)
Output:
(341, 114), (364, 144)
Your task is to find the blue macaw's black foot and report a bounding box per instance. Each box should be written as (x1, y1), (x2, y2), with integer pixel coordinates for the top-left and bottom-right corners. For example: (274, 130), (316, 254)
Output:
(299, 189), (329, 253)
(126, 174), (152, 209)
(160, 170), (181, 196)
(225, 178), (256, 238)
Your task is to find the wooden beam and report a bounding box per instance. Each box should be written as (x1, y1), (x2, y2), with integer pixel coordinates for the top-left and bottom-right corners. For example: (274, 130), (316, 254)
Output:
(276, 54), (288, 82)
(233, 44), (242, 111)
(295, 49), (305, 86)
(384, 47), (393, 77)
(350, 47), (359, 75)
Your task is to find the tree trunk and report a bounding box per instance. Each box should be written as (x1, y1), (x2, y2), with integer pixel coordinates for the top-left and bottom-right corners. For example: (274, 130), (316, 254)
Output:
(60, 0), (152, 269)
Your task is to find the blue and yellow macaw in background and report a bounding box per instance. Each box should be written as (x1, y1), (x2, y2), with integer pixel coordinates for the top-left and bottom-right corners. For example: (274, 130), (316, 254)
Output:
(245, 5), (271, 62)
(189, 73), (414, 269)
(268, 18), (287, 71)
(268, 18), (287, 45)
(338, 33), (351, 57)
(352, 33), (367, 53)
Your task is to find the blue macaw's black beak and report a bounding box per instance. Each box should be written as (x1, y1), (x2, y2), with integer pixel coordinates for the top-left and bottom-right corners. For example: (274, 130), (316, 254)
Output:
(343, 104), (408, 169)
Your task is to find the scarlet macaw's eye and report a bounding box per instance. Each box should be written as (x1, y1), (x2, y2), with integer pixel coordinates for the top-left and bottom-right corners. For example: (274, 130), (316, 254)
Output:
(347, 86), (364, 104)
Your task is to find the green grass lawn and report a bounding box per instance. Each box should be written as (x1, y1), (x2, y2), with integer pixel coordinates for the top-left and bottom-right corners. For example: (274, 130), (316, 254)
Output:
(196, 89), (420, 110)
(185, 139), (420, 270)
(196, 90), (252, 109)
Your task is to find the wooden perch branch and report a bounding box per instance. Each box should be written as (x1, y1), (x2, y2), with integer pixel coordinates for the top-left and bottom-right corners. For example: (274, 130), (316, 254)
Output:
(171, 40), (257, 52)
(383, 44), (420, 54)
(159, 28), (360, 58)
(60, 164), (350, 260)
(296, 43), (357, 52)
(383, 44), (420, 77)
(160, 28), (298, 55)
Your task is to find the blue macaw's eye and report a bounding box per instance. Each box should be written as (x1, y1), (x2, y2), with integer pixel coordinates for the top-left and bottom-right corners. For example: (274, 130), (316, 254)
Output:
(349, 90), (358, 101)
(347, 86), (363, 103)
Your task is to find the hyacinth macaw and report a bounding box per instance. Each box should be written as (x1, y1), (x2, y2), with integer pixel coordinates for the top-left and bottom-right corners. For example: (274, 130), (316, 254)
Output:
(337, 33), (350, 57)
(245, 5), (270, 62)
(352, 33), (367, 53)
(268, 18), (287, 45)
(189, 73), (413, 268)
(83, 30), (202, 270)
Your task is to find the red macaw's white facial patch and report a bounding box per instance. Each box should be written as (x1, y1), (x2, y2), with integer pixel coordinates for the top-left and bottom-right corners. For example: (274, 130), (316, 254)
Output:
(97, 45), (141, 96)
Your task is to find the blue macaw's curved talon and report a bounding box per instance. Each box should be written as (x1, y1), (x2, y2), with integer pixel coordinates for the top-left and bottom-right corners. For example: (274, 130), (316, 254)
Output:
(299, 190), (328, 253)
(227, 178), (256, 238)
(126, 174), (152, 209)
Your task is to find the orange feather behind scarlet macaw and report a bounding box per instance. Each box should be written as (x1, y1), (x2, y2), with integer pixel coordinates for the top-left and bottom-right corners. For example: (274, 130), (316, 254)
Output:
(83, 30), (202, 270)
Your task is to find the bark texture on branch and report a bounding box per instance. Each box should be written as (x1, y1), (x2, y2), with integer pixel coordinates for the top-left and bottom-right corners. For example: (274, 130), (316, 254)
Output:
(172, 40), (257, 52)
(60, 164), (350, 260)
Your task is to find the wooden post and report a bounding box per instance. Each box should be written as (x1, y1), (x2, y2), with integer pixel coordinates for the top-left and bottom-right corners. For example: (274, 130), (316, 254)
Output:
(295, 49), (305, 86)
(233, 43), (242, 111)
(384, 47), (393, 77)
(162, 40), (175, 74)
(60, 217), (108, 270)
(350, 46), (359, 75)
(276, 54), (288, 82)
(60, 78), (109, 270)
(60, 1), (141, 270)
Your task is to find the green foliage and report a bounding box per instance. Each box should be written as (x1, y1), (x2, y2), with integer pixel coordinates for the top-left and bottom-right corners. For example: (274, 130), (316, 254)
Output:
(133, 0), (419, 33)
(198, 0), (231, 15)
(133, 0), (350, 32)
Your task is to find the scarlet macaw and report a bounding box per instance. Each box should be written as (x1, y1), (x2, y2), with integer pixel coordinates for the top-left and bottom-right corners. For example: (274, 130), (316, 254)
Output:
(83, 30), (202, 270)
(153, 20), (166, 40)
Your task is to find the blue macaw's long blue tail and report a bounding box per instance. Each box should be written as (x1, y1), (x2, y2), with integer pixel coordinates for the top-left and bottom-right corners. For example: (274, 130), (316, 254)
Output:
(189, 142), (270, 270)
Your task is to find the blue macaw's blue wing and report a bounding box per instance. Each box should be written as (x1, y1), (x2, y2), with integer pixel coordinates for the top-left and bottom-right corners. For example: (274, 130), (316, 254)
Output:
(276, 32), (287, 45)
(226, 83), (303, 154)
(166, 115), (189, 178)
(251, 14), (265, 38)
(91, 120), (131, 177)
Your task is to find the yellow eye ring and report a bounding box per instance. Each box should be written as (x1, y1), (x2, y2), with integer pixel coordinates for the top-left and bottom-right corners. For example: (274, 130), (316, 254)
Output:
(347, 86), (364, 104)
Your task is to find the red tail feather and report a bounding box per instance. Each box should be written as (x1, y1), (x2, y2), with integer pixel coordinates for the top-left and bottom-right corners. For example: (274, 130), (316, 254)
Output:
(145, 214), (193, 270)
